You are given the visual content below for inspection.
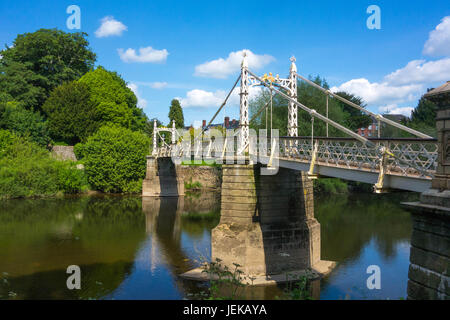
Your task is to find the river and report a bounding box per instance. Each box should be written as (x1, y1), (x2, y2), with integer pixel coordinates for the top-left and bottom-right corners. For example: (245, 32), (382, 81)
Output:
(0, 191), (418, 300)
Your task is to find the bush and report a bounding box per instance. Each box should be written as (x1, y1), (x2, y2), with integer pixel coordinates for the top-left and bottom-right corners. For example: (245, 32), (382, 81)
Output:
(0, 101), (51, 147)
(76, 125), (150, 193)
(0, 130), (88, 199)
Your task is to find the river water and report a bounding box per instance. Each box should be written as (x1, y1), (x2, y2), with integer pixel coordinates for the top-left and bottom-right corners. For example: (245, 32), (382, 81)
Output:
(0, 191), (418, 300)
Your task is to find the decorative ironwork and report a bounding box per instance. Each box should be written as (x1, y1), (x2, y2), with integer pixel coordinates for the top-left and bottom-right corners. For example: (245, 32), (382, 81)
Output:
(279, 137), (438, 178)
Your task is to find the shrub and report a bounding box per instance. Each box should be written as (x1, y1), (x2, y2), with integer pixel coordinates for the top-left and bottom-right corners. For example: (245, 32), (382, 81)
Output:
(0, 101), (51, 147)
(76, 125), (150, 193)
(0, 130), (88, 199)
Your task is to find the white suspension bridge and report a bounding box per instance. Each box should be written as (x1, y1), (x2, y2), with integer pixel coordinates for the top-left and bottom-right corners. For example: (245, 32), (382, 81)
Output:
(151, 54), (438, 193)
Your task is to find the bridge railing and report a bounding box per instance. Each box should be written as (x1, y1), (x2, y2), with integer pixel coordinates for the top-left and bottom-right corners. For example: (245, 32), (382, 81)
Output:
(279, 136), (438, 178)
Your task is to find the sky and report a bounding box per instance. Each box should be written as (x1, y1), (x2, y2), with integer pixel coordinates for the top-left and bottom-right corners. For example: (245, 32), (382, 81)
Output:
(1, 0), (449, 127)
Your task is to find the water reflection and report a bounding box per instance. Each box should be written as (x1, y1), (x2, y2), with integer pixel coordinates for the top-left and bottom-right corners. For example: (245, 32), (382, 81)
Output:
(0, 191), (418, 300)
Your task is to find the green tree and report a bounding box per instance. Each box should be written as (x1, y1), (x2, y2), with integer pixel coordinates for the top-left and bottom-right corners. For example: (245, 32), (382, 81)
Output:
(42, 81), (99, 144)
(168, 99), (184, 128)
(74, 125), (150, 193)
(0, 28), (96, 110)
(0, 101), (50, 147)
(250, 75), (351, 137)
(410, 95), (437, 128)
(78, 67), (147, 131)
(334, 91), (372, 131)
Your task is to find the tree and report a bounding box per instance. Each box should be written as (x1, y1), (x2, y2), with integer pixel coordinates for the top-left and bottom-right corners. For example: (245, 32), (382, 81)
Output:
(0, 29), (96, 110)
(334, 91), (371, 131)
(74, 125), (150, 193)
(78, 67), (147, 131)
(0, 101), (50, 147)
(410, 95), (437, 128)
(42, 81), (99, 144)
(168, 99), (184, 128)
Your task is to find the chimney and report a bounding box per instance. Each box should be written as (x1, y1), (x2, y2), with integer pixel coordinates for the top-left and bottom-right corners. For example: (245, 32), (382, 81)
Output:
(225, 117), (230, 129)
(202, 120), (206, 128)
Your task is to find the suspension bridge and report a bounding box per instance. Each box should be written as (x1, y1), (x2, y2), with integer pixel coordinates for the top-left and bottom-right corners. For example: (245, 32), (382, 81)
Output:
(145, 56), (449, 299)
(151, 54), (438, 193)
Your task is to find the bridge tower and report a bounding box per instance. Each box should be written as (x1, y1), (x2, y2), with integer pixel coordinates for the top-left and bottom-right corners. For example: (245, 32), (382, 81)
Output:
(288, 57), (298, 137)
(239, 52), (250, 153)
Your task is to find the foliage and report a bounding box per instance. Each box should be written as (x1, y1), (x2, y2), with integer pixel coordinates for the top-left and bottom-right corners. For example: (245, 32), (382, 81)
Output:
(75, 125), (150, 193)
(78, 67), (147, 131)
(249, 76), (362, 137)
(410, 95), (437, 128)
(314, 178), (348, 194)
(168, 99), (184, 128)
(200, 258), (249, 300)
(0, 130), (88, 199)
(0, 101), (50, 147)
(276, 273), (311, 300)
(42, 81), (99, 144)
(0, 28), (96, 111)
(184, 179), (202, 190)
(334, 91), (372, 131)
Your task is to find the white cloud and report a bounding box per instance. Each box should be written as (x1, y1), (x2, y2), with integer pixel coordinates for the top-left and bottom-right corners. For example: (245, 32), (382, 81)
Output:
(149, 82), (168, 89)
(95, 16), (127, 38)
(331, 78), (422, 106)
(383, 58), (450, 86)
(330, 17), (450, 110)
(179, 89), (225, 108)
(127, 83), (147, 109)
(118, 46), (168, 63)
(423, 16), (450, 57)
(378, 104), (413, 117)
(194, 49), (275, 79)
(178, 86), (261, 108)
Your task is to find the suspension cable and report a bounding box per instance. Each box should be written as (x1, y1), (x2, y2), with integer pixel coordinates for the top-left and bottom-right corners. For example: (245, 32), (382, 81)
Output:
(296, 73), (432, 139)
(198, 74), (241, 137)
(247, 69), (374, 147)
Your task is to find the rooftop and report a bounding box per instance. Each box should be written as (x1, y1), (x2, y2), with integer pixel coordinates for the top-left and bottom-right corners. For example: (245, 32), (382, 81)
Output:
(424, 81), (450, 98)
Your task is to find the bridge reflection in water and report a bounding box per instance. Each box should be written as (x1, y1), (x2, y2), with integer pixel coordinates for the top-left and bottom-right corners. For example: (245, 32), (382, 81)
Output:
(142, 191), (416, 300)
(0, 192), (416, 299)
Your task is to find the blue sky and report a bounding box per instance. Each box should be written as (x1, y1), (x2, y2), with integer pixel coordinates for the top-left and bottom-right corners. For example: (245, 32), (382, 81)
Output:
(1, 0), (449, 126)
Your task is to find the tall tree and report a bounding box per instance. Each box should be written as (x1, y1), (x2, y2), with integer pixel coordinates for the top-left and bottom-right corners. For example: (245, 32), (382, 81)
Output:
(0, 28), (96, 110)
(410, 94), (437, 128)
(168, 99), (184, 128)
(78, 66), (147, 131)
(42, 81), (99, 144)
(334, 91), (371, 131)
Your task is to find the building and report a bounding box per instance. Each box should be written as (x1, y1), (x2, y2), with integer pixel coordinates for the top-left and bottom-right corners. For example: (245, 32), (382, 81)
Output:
(356, 114), (408, 138)
(202, 116), (240, 131)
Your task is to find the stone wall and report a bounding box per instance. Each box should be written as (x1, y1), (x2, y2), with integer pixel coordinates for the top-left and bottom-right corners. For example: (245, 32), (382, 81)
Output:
(51, 146), (77, 161)
(178, 165), (222, 190)
(407, 206), (450, 299)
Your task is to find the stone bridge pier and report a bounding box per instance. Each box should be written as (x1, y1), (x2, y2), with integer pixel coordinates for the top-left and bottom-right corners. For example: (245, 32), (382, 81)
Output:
(142, 156), (185, 197)
(183, 162), (334, 284)
(403, 82), (450, 300)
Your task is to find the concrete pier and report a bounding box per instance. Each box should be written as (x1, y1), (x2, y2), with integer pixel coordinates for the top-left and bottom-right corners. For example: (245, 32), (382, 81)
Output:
(142, 156), (185, 197)
(182, 163), (334, 284)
